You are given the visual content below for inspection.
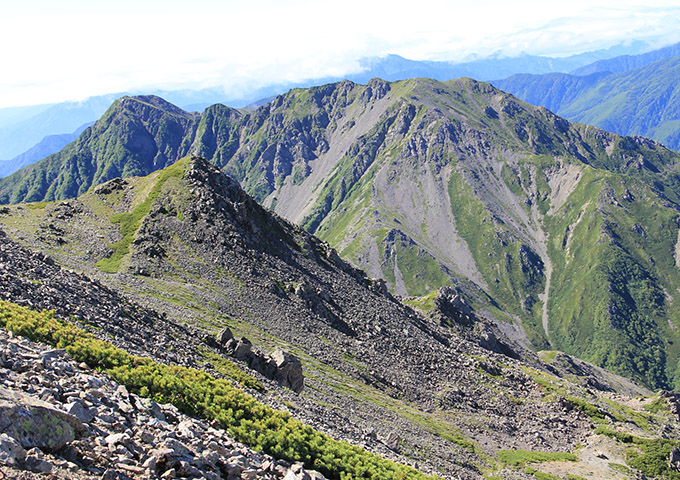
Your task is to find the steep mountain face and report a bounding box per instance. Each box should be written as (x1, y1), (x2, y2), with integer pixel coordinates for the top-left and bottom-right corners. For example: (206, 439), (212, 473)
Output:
(494, 56), (680, 150)
(0, 88), (250, 166)
(3, 79), (680, 392)
(2, 156), (679, 480)
(201, 78), (680, 390)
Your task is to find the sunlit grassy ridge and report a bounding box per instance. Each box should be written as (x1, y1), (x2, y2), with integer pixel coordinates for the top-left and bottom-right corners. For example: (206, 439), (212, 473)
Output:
(96, 157), (189, 273)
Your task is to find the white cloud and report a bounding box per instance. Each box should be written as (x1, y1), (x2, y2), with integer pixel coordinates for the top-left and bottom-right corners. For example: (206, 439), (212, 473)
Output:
(1, 0), (680, 107)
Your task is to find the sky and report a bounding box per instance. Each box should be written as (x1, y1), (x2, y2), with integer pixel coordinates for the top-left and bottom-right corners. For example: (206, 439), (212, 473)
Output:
(2, 0), (680, 108)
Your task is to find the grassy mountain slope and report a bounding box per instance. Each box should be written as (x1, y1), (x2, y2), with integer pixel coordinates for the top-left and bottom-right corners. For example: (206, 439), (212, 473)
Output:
(494, 56), (680, 151)
(3, 156), (680, 480)
(274, 79), (680, 389)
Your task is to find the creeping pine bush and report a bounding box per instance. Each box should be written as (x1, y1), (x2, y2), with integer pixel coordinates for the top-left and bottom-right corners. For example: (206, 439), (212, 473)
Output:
(0, 301), (437, 480)
(594, 426), (680, 480)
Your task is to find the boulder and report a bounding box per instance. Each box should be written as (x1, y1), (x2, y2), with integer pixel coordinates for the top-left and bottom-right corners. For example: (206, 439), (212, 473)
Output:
(0, 432), (26, 467)
(65, 399), (95, 423)
(25, 451), (53, 473)
(283, 470), (299, 480)
(231, 338), (252, 360)
(271, 349), (304, 393)
(102, 469), (134, 480)
(40, 348), (65, 367)
(383, 432), (401, 453)
(0, 386), (84, 450)
(105, 432), (129, 448)
(217, 327), (234, 346)
(136, 396), (166, 421)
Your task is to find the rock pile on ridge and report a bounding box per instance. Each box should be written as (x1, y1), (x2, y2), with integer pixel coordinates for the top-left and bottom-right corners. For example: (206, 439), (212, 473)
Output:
(211, 328), (304, 393)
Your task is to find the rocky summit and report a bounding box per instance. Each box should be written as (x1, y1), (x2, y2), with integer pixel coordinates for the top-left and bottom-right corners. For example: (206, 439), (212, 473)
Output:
(1, 156), (680, 479)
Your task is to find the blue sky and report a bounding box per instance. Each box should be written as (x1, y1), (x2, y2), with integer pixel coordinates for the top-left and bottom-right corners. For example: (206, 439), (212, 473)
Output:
(2, 0), (680, 108)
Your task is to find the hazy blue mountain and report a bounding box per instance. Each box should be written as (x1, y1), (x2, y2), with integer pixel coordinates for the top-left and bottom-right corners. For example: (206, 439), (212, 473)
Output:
(571, 41), (680, 75)
(494, 56), (680, 150)
(0, 122), (92, 178)
(0, 103), (55, 129)
(0, 94), (122, 160)
(350, 42), (651, 83)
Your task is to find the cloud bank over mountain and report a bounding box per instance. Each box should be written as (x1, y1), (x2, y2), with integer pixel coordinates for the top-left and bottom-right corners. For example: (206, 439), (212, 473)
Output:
(2, 0), (680, 108)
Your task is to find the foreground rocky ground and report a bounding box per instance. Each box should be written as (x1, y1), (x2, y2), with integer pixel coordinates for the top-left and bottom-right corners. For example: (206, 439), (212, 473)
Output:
(0, 328), (326, 480)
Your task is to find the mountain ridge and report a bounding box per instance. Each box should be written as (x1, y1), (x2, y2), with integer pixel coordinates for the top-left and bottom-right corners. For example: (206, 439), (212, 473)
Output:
(571, 41), (680, 75)
(3, 80), (680, 392)
(0, 40), (668, 172)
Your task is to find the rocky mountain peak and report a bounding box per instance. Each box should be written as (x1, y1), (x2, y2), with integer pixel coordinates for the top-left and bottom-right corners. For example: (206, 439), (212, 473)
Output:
(183, 155), (248, 206)
(112, 94), (194, 119)
(2, 78), (680, 394)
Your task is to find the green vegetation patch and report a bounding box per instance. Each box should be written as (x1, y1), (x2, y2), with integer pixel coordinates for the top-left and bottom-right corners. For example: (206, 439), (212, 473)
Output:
(643, 396), (668, 414)
(537, 351), (558, 363)
(566, 474), (588, 480)
(403, 291), (440, 313)
(497, 449), (578, 467)
(202, 350), (265, 392)
(563, 396), (606, 422)
(25, 201), (50, 210)
(544, 170), (674, 390)
(608, 462), (630, 475)
(0, 300), (437, 480)
(379, 230), (451, 297)
(448, 169), (546, 342)
(524, 468), (561, 480)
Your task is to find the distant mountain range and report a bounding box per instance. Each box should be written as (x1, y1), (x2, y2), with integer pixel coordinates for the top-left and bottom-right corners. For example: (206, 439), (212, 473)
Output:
(0, 123), (91, 178)
(0, 40), (668, 178)
(3, 78), (680, 393)
(0, 95), (121, 161)
(349, 41), (646, 84)
(571, 41), (680, 75)
(494, 53), (680, 150)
